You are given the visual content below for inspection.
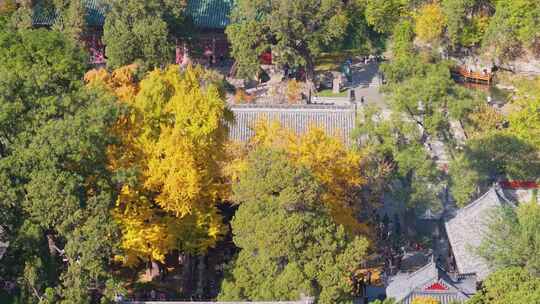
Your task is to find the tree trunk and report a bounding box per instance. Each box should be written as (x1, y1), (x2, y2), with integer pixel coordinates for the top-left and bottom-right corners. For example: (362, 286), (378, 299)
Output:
(146, 258), (160, 281)
(46, 233), (57, 257)
(459, 119), (469, 140)
(195, 255), (206, 299)
(300, 50), (316, 104)
(403, 208), (417, 238)
(181, 253), (194, 297)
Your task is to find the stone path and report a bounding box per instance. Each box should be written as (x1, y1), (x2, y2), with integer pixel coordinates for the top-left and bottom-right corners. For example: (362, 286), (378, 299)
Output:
(349, 62), (387, 109)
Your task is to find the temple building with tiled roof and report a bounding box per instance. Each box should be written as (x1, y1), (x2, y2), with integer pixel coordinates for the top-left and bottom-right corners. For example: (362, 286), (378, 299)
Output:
(32, 0), (109, 64)
(385, 258), (477, 304)
(31, 0), (233, 30)
(176, 0), (234, 65)
(228, 104), (358, 144)
(32, 0), (107, 27)
(30, 0), (235, 65)
(444, 185), (514, 280)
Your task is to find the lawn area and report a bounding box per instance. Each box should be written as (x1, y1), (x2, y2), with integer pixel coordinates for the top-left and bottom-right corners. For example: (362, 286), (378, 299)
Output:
(315, 50), (364, 72)
(317, 88), (348, 97)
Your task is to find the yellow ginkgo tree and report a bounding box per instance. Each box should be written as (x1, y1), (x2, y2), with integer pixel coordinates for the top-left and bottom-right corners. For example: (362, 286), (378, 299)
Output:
(85, 65), (232, 266)
(414, 2), (446, 43)
(229, 120), (371, 236)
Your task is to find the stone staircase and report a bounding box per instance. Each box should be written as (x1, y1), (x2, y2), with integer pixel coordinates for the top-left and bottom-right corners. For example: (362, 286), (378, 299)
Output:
(425, 138), (450, 171)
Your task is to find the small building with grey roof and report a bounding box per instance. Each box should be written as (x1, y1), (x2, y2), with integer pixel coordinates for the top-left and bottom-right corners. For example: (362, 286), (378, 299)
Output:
(228, 104), (358, 144)
(444, 185), (514, 280)
(385, 258), (476, 304)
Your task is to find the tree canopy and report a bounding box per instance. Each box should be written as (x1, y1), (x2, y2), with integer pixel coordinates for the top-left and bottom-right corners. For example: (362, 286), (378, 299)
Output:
(477, 202), (540, 276)
(219, 148), (369, 303)
(468, 267), (540, 304)
(0, 26), (122, 303)
(447, 77), (540, 206)
(482, 0), (540, 59)
(414, 2), (446, 43)
(103, 0), (187, 70)
(506, 77), (540, 151)
(86, 65), (232, 266)
(369, 48), (481, 213)
(228, 122), (372, 236)
(364, 0), (403, 34)
(354, 104), (443, 217)
(226, 0), (348, 81)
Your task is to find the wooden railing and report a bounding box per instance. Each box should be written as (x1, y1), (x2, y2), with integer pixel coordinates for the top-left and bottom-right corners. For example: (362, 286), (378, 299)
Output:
(451, 67), (493, 84)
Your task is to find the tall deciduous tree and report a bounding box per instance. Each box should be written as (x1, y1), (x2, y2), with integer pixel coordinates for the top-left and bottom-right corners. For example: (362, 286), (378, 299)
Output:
(483, 0), (540, 60)
(507, 77), (540, 152)
(86, 65), (232, 266)
(377, 48), (483, 213)
(354, 104), (443, 219)
(447, 78), (540, 206)
(448, 132), (540, 206)
(219, 148), (369, 303)
(364, 0), (403, 34)
(468, 267), (540, 304)
(51, 0), (87, 42)
(477, 202), (540, 276)
(379, 47), (497, 209)
(382, 56), (480, 141)
(0, 27), (122, 303)
(441, 0), (491, 48)
(230, 122), (370, 235)
(226, 0), (348, 86)
(103, 0), (187, 70)
(414, 2), (446, 43)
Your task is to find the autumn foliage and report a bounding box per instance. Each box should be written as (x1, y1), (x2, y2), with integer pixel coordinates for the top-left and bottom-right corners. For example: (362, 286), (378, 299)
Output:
(85, 65), (231, 265)
(228, 121), (370, 236)
(414, 3), (446, 43)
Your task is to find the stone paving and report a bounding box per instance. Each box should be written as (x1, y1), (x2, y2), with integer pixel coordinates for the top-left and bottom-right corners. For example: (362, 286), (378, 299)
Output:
(321, 61), (388, 109)
(349, 61), (387, 109)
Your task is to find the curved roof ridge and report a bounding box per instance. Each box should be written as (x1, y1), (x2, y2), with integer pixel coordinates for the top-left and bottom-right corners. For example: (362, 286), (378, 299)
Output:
(444, 185), (509, 279)
(494, 184), (516, 207)
(406, 258), (437, 279)
(456, 185), (498, 213)
(418, 278), (469, 299)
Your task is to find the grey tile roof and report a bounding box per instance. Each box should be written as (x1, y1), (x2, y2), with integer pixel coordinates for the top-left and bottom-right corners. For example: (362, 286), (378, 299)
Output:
(444, 185), (513, 280)
(228, 104), (357, 144)
(386, 261), (439, 302)
(386, 259), (476, 304)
